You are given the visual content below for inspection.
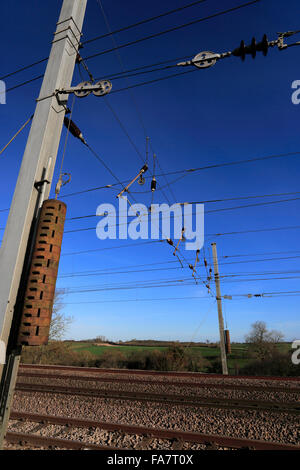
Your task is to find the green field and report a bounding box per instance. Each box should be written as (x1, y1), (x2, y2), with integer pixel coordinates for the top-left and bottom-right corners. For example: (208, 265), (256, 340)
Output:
(70, 342), (167, 356)
(66, 341), (293, 374)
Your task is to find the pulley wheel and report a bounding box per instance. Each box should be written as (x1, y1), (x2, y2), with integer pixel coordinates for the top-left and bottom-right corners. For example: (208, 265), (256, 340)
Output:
(93, 80), (112, 97)
(192, 51), (217, 69)
(74, 81), (92, 98)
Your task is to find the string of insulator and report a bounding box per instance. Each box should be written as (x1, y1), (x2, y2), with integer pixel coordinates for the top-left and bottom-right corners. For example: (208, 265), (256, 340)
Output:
(64, 117), (86, 144)
(151, 177), (157, 192)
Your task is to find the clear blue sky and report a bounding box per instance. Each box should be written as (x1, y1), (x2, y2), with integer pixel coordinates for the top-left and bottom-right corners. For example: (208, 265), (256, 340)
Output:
(1, 0), (300, 342)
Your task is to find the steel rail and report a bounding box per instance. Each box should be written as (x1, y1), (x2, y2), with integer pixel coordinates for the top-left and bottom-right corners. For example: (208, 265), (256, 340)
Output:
(8, 411), (300, 451)
(5, 431), (122, 450)
(19, 364), (300, 382)
(15, 382), (300, 414)
(17, 371), (300, 394)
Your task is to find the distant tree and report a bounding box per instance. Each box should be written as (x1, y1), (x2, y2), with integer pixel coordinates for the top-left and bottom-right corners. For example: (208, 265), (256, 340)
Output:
(245, 321), (284, 361)
(49, 289), (73, 341)
(94, 335), (107, 343)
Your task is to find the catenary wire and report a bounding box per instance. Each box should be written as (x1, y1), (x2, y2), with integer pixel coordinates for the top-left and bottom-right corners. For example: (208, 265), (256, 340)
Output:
(59, 252), (300, 272)
(64, 196), (300, 223)
(0, 0), (256, 81)
(62, 293), (300, 305)
(83, 1), (260, 61)
(62, 224), (300, 238)
(0, 59), (47, 81)
(83, 0), (208, 46)
(3, 67), (194, 96)
(95, 0), (174, 205)
(61, 239), (164, 256)
(0, 0), (200, 81)
(58, 280), (300, 294)
(95, 56), (191, 81)
(58, 266), (300, 279)
(64, 295), (212, 305)
(58, 151), (300, 199)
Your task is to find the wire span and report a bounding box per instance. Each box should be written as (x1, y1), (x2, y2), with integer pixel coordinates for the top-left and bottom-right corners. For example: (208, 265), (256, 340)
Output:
(83, 1), (260, 61)
(59, 151), (300, 199)
(83, 0), (207, 46)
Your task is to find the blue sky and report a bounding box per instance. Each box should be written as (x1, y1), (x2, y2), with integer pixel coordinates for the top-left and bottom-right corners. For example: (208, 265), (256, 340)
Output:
(1, 0), (300, 342)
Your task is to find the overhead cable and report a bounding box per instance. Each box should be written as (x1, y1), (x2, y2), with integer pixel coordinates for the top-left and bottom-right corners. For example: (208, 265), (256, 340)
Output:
(83, 1), (260, 61)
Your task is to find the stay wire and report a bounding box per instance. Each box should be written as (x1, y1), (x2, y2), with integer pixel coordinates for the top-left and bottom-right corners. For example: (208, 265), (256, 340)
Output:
(0, 114), (33, 156)
(58, 95), (75, 179)
(103, 96), (145, 164)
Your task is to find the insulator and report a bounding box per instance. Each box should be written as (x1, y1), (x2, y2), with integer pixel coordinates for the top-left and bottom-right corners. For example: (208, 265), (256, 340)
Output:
(244, 37), (257, 58)
(204, 258), (208, 267)
(151, 177), (157, 192)
(167, 239), (174, 246)
(232, 34), (269, 61)
(17, 199), (67, 346)
(256, 34), (269, 56)
(232, 39), (246, 60)
(64, 117), (86, 144)
(140, 164), (148, 174)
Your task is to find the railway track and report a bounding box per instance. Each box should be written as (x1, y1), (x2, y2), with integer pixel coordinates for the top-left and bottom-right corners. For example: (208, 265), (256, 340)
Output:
(5, 432), (121, 450)
(7, 411), (300, 451)
(19, 363), (300, 382)
(17, 371), (300, 394)
(11, 365), (300, 450)
(15, 382), (300, 414)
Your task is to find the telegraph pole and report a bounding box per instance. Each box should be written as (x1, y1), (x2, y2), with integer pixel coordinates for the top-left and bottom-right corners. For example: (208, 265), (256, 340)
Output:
(0, 0), (87, 447)
(211, 242), (228, 375)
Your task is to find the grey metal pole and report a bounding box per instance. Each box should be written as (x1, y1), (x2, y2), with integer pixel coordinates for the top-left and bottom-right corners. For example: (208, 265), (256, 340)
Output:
(211, 242), (228, 375)
(0, 0), (87, 447)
